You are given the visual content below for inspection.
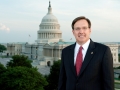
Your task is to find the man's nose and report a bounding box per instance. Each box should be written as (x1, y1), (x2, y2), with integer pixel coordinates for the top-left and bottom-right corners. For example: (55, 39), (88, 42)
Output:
(78, 29), (84, 33)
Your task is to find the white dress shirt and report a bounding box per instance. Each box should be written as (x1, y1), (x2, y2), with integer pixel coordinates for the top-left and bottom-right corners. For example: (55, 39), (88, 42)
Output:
(74, 39), (90, 65)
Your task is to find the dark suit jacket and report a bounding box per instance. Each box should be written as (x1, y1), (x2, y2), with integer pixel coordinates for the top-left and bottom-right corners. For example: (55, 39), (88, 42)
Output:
(58, 40), (114, 90)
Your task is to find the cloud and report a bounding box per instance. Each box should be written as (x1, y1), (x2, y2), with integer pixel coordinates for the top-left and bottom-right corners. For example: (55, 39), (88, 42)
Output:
(0, 23), (10, 32)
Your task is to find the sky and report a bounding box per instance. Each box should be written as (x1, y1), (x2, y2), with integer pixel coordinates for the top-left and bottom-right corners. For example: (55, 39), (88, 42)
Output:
(0, 0), (120, 43)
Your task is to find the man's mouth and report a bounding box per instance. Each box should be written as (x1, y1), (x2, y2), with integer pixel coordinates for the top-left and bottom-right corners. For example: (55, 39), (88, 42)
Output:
(78, 35), (84, 38)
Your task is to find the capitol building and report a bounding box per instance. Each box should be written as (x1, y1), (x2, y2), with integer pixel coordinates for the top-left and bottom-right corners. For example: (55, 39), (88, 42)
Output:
(6, 1), (119, 67)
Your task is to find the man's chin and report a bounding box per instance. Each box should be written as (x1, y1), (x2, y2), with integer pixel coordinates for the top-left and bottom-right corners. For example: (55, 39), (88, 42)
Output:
(78, 39), (85, 42)
(77, 40), (85, 44)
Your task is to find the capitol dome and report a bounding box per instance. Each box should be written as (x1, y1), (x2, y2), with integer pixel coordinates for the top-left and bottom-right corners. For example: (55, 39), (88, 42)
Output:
(37, 1), (62, 43)
(41, 13), (58, 23)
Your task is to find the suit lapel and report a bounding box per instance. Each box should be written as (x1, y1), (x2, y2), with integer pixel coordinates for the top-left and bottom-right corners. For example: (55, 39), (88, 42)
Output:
(78, 40), (96, 77)
(69, 43), (77, 77)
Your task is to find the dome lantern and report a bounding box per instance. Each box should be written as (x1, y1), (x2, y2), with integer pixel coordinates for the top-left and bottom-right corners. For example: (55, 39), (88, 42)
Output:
(48, 1), (52, 14)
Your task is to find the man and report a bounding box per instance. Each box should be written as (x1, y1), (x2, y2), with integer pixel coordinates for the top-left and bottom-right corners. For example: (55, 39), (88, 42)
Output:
(58, 16), (114, 90)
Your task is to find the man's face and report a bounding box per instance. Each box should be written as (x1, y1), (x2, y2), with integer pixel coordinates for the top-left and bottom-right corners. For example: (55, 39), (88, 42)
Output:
(72, 19), (91, 45)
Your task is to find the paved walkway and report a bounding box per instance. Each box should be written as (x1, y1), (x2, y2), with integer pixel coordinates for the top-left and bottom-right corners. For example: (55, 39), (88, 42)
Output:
(32, 60), (50, 75)
(0, 57), (11, 66)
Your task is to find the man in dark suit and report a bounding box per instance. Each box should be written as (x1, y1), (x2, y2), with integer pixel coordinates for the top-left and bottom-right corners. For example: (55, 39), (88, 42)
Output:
(58, 16), (114, 90)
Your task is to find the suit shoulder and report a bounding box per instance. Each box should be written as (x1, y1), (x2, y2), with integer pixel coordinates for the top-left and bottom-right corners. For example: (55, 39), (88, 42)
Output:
(62, 44), (75, 51)
(94, 42), (109, 49)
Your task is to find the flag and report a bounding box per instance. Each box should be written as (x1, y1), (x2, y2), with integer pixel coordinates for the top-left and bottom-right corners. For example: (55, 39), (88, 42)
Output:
(70, 38), (72, 40)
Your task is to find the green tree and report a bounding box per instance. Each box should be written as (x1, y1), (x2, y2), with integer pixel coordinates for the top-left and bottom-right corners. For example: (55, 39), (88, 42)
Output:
(0, 44), (6, 56)
(0, 63), (6, 74)
(44, 60), (61, 90)
(6, 55), (32, 68)
(0, 66), (48, 90)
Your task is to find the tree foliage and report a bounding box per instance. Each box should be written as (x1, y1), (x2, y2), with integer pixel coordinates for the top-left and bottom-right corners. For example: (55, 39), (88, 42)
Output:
(0, 63), (6, 74)
(0, 44), (6, 52)
(0, 66), (48, 90)
(6, 55), (32, 68)
(44, 60), (61, 90)
(0, 55), (48, 90)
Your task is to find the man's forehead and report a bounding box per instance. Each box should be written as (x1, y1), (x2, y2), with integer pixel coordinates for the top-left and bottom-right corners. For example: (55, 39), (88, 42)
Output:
(74, 20), (89, 27)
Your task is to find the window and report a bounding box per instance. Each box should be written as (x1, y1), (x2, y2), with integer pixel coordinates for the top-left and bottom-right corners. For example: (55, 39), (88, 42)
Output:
(114, 53), (116, 56)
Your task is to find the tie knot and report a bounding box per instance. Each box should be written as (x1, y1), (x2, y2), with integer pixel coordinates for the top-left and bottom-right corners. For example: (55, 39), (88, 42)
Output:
(80, 46), (83, 50)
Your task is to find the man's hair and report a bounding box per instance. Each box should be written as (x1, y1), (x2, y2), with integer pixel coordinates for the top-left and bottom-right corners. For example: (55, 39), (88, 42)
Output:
(71, 16), (91, 30)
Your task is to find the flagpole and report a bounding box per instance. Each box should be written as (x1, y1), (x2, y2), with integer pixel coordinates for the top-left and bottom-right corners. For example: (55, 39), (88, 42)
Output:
(28, 34), (31, 43)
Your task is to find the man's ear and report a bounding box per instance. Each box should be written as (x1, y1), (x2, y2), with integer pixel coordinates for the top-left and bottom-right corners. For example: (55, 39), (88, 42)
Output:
(72, 30), (74, 34)
(89, 28), (91, 33)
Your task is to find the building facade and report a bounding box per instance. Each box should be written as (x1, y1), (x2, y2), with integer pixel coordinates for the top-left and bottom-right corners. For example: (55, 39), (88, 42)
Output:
(7, 43), (22, 56)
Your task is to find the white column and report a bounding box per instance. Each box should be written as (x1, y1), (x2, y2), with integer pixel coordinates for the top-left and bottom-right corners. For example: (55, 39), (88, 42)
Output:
(51, 33), (52, 38)
(45, 33), (47, 39)
(42, 33), (43, 39)
(43, 33), (45, 39)
(52, 48), (53, 57)
(56, 34), (58, 38)
(52, 33), (54, 38)
(55, 33), (56, 38)
(55, 33), (57, 38)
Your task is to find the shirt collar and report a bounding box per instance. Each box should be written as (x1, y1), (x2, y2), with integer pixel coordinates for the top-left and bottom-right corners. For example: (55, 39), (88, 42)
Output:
(75, 39), (90, 51)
